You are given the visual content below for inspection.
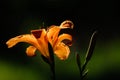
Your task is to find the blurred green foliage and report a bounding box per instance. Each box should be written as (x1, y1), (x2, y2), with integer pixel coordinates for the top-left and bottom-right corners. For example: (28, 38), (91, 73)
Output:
(0, 38), (120, 80)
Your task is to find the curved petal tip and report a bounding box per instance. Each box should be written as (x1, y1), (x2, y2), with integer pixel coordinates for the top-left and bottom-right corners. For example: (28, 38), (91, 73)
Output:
(60, 20), (74, 29)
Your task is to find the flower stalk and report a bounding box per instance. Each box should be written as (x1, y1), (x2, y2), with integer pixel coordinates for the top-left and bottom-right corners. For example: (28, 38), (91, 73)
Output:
(48, 42), (55, 80)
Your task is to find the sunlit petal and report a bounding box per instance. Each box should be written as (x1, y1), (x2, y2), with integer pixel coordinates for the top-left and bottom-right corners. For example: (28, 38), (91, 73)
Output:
(60, 20), (74, 29)
(6, 34), (39, 48)
(31, 29), (42, 38)
(31, 29), (46, 39)
(26, 46), (37, 56)
(54, 43), (70, 60)
(31, 29), (49, 57)
(47, 26), (61, 46)
(55, 33), (72, 47)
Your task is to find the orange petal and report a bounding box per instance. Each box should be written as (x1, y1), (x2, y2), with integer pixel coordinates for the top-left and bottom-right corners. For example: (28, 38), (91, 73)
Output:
(6, 34), (39, 48)
(26, 46), (37, 56)
(31, 29), (49, 57)
(60, 20), (74, 29)
(55, 33), (72, 47)
(31, 29), (47, 40)
(31, 29), (42, 38)
(47, 26), (61, 46)
(54, 43), (70, 60)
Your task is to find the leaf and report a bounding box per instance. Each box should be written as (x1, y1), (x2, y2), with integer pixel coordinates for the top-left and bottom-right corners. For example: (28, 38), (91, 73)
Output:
(82, 69), (89, 80)
(85, 31), (98, 62)
(76, 53), (82, 72)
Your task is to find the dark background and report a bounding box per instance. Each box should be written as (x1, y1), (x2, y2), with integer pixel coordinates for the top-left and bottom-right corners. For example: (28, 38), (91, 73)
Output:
(0, 0), (120, 80)
(1, 0), (120, 39)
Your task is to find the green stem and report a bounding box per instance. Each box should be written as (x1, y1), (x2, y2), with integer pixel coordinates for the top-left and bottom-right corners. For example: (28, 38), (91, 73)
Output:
(81, 60), (88, 80)
(48, 42), (56, 80)
(76, 53), (82, 79)
(49, 59), (55, 80)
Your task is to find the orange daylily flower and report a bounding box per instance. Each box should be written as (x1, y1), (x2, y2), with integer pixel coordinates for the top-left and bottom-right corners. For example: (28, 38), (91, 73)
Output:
(6, 20), (74, 60)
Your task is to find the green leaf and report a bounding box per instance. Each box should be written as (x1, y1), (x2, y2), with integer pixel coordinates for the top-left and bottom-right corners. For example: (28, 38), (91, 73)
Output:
(85, 31), (98, 62)
(76, 53), (82, 72)
(82, 69), (89, 80)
